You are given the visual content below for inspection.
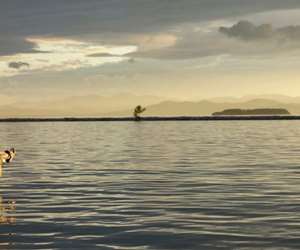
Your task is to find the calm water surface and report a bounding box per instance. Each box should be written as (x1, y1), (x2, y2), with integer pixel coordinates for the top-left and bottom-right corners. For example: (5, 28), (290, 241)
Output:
(1, 121), (300, 249)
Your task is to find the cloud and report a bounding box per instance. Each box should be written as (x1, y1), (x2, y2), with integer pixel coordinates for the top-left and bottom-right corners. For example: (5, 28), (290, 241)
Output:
(129, 18), (300, 60)
(219, 20), (300, 42)
(1, 1), (300, 70)
(278, 25), (300, 40)
(8, 61), (30, 69)
(1, 0), (300, 56)
(0, 38), (137, 77)
(0, 36), (37, 56)
(128, 25), (244, 59)
(87, 53), (118, 57)
(128, 58), (136, 63)
(219, 21), (273, 40)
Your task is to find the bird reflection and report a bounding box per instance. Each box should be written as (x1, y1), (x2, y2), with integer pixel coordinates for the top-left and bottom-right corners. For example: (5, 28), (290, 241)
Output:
(0, 196), (16, 224)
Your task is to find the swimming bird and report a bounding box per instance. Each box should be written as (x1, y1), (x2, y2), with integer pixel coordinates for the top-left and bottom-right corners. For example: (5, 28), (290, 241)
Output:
(0, 148), (16, 167)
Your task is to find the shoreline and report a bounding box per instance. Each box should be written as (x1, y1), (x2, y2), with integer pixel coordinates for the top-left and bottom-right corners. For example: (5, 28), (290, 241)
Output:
(0, 115), (299, 122)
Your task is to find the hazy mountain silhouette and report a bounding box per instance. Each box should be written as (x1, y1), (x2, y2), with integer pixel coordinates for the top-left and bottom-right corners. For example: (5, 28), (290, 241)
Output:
(2, 94), (300, 117)
(109, 98), (300, 116)
(0, 94), (164, 117)
(207, 95), (300, 104)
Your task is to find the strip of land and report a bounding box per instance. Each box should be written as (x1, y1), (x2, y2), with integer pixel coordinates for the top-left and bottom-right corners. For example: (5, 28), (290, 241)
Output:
(0, 116), (299, 122)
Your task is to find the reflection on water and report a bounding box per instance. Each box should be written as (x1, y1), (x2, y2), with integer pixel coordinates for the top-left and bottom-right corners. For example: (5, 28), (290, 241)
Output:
(0, 164), (16, 226)
(0, 196), (16, 225)
(0, 194), (16, 248)
(1, 121), (300, 249)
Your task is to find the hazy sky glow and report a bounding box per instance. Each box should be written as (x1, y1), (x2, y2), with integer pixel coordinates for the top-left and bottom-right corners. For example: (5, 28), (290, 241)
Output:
(2, 0), (300, 103)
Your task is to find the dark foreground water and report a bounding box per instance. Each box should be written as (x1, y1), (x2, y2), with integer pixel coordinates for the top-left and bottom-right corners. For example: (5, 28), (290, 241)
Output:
(1, 121), (300, 249)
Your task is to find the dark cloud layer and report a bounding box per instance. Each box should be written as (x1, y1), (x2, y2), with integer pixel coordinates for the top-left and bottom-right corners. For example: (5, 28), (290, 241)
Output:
(87, 53), (119, 57)
(278, 26), (300, 40)
(0, 37), (36, 56)
(1, 0), (300, 55)
(219, 21), (300, 41)
(8, 61), (30, 69)
(219, 21), (273, 40)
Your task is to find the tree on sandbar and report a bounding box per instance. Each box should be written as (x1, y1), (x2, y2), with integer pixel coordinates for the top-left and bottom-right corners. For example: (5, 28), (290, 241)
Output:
(134, 105), (146, 121)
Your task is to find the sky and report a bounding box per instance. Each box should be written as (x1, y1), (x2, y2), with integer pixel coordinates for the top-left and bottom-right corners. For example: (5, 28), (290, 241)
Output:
(2, 0), (300, 106)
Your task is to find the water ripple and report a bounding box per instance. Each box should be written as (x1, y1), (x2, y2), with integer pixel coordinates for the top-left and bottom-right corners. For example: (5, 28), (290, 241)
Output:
(1, 121), (300, 249)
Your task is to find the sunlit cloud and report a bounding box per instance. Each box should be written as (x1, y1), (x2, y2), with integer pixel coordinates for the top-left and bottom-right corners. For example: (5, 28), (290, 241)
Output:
(0, 37), (137, 77)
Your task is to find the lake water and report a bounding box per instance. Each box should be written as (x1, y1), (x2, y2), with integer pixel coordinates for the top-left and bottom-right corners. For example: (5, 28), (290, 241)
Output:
(1, 121), (300, 249)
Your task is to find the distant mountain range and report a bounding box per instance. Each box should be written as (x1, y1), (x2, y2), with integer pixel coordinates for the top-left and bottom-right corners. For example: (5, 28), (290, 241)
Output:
(0, 94), (164, 117)
(206, 95), (300, 104)
(110, 98), (300, 116)
(1, 94), (300, 117)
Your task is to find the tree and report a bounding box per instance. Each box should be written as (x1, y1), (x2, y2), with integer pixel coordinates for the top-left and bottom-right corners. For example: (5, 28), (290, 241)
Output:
(134, 105), (146, 121)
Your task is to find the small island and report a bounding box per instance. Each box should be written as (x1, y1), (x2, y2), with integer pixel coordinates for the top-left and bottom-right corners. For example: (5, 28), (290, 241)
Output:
(212, 108), (290, 116)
